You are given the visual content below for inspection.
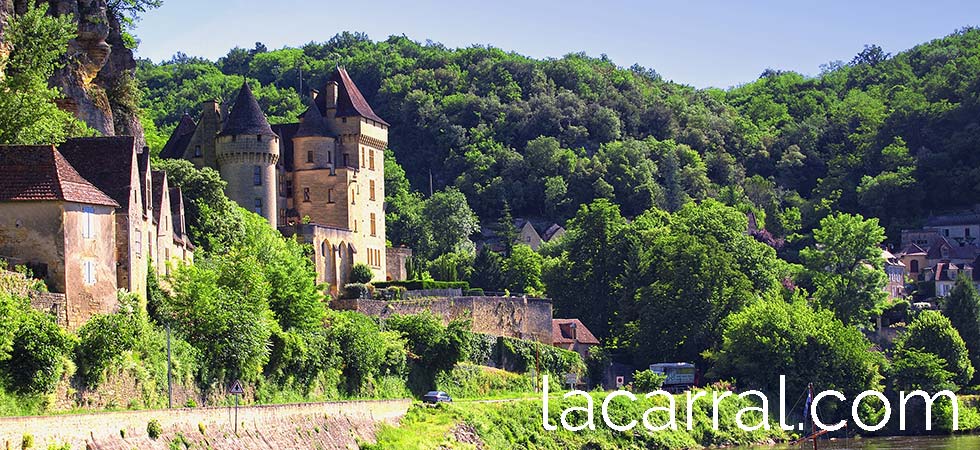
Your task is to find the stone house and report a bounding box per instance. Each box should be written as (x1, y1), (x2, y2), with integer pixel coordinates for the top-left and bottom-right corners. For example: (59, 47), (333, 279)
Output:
(162, 67), (397, 291)
(551, 318), (600, 360)
(921, 260), (980, 298)
(0, 145), (119, 329)
(60, 137), (194, 298)
(881, 249), (906, 299)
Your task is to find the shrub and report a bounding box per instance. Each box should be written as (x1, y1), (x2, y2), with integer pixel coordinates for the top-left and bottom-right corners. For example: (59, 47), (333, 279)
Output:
(374, 286), (405, 300)
(372, 280), (469, 291)
(385, 313), (472, 393)
(350, 263), (374, 284)
(498, 336), (585, 376)
(631, 369), (667, 392)
(342, 283), (371, 299)
(147, 419), (162, 440)
(435, 363), (534, 398)
(463, 288), (485, 296)
(74, 308), (142, 387)
(20, 434), (32, 450)
(0, 309), (74, 394)
(329, 311), (405, 394)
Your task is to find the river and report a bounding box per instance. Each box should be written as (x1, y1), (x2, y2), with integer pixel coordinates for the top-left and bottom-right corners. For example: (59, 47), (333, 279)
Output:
(734, 435), (980, 449)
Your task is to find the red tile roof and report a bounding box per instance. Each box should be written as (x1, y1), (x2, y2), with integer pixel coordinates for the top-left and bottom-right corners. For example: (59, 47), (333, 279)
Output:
(0, 145), (118, 207)
(552, 319), (600, 345)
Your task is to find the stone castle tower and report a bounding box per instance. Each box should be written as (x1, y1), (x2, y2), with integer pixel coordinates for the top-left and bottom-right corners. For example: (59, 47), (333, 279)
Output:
(215, 82), (280, 227)
(161, 67), (392, 287)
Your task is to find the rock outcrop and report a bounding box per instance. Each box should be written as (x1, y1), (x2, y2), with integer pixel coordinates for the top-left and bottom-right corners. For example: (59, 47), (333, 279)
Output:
(1, 0), (144, 146)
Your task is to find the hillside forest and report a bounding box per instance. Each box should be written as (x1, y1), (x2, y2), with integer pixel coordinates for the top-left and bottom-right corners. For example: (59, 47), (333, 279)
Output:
(2, 0), (980, 436)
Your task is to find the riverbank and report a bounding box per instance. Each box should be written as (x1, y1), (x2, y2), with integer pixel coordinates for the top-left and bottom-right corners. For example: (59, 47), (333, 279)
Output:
(363, 388), (787, 449)
(0, 399), (409, 449)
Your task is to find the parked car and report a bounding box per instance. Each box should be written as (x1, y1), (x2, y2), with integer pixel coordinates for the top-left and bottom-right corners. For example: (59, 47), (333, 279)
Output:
(422, 391), (453, 404)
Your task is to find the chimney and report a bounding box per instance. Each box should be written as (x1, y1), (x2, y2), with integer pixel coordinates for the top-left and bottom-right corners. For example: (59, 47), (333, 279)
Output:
(324, 81), (338, 109)
(310, 88), (319, 102)
(570, 322), (577, 342)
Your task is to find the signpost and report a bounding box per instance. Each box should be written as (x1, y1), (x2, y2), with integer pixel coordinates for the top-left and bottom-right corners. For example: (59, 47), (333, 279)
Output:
(565, 372), (578, 390)
(615, 376), (625, 388)
(229, 380), (244, 434)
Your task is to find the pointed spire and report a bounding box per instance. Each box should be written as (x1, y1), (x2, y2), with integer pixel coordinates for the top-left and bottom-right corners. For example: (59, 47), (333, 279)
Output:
(219, 80), (276, 137)
(326, 67), (389, 126)
(295, 98), (333, 138)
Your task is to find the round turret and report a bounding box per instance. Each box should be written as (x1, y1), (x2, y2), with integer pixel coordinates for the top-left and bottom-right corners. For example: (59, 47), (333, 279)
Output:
(215, 81), (280, 227)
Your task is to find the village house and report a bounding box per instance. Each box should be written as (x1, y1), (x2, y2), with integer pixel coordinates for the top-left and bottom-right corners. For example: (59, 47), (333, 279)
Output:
(882, 249), (906, 299)
(0, 138), (195, 328)
(0, 146), (119, 328)
(161, 67), (398, 291)
(551, 318), (600, 360)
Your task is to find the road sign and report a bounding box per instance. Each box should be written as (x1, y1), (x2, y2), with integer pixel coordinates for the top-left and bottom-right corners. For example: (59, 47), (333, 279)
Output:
(229, 379), (244, 395)
(615, 376), (625, 388)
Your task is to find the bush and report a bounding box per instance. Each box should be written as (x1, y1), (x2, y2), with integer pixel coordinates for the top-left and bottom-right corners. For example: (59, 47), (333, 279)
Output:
(385, 313), (472, 394)
(342, 283), (371, 299)
(350, 263), (374, 284)
(435, 363), (534, 399)
(0, 309), (75, 394)
(372, 280), (469, 291)
(74, 308), (142, 387)
(21, 433), (32, 450)
(466, 333), (497, 366)
(329, 311), (405, 394)
(631, 369), (667, 392)
(147, 419), (162, 440)
(374, 286), (405, 300)
(498, 336), (585, 376)
(463, 288), (485, 296)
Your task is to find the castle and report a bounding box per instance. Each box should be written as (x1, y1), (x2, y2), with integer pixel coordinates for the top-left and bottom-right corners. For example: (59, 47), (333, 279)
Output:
(161, 68), (396, 291)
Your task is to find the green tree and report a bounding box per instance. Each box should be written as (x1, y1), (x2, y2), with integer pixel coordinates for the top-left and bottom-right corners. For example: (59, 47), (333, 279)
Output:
(710, 296), (885, 420)
(350, 263), (375, 284)
(422, 188), (480, 258)
(801, 213), (887, 325)
(0, 1), (90, 144)
(943, 275), (980, 382)
(894, 310), (974, 389)
(469, 246), (505, 290)
(502, 244), (545, 295)
(385, 313), (471, 393)
(0, 309), (75, 394)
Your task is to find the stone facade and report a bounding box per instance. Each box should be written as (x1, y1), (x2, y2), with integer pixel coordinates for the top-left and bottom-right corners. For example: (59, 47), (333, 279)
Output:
(386, 246), (413, 281)
(332, 296), (554, 344)
(163, 68), (397, 291)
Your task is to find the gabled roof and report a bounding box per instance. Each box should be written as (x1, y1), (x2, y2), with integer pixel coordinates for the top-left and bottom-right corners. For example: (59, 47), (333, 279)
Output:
(552, 319), (600, 345)
(0, 145), (118, 207)
(924, 262), (974, 282)
(219, 81), (276, 137)
(295, 99), (334, 138)
(925, 236), (978, 261)
(58, 136), (138, 209)
(542, 224), (565, 241)
(160, 114), (197, 159)
(137, 147), (151, 217)
(317, 67), (389, 126)
(926, 212), (980, 227)
(151, 170), (168, 225)
(900, 243), (928, 256)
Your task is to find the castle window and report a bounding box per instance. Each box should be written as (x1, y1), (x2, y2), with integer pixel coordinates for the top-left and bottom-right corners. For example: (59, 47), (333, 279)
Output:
(82, 206), (95, 239)
(232, 135), (237, 142)
(351, 189), (355, 205)
(911, 260), (919, 273)
(321, 241), (327, 257)
(286, 180), (293, 198)
(257, 135), (263, 142)
(303, 188), (311, 202)
(343, 153), (349, 167)
(253, 166), (262, 186)
(83, 260), (96, 285)
(342, 117), (347, 123)
(327, 188), (334, 203)
(370, 213), (377, 237)
(369, 180), (375, 201)
(307, 150), (314, 163)
(361, 147), (365, 168)
(135, 230), (142, 258)
(254, 198), (262, 214)
(194, 145), (201, 157)
(279, 208), (286, 224)
(369, 149), (375, 170)
(328, 151), (332, 164)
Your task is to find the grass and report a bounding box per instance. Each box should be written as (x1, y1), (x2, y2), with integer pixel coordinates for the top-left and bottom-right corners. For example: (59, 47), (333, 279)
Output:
(364, 387), (789, 449)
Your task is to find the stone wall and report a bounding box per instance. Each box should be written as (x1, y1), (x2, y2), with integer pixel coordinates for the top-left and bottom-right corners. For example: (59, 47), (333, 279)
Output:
(28, 291), (68, 326)
(333, 296), (554, 343)
(0, 399), (409, 450)
(386, 246), (412, 281)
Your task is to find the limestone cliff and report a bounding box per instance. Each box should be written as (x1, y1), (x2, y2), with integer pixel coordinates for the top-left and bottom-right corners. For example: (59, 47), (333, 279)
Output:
(1, 0), (145, 146)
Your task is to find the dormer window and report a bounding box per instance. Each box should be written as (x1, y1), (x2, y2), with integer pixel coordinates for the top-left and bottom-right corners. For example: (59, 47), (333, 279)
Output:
(194, 145), (201, 157)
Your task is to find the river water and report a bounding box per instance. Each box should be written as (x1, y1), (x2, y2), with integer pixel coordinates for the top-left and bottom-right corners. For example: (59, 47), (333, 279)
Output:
(734, 435), (980, 449)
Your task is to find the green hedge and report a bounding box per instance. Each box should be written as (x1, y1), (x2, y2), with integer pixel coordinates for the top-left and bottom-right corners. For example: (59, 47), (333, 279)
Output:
(463, 332), (585, 376)
(372, 280), (469, 291)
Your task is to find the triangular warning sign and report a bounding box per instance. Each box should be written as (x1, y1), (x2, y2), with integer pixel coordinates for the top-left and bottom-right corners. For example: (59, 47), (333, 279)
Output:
(229, 379), (244, 395)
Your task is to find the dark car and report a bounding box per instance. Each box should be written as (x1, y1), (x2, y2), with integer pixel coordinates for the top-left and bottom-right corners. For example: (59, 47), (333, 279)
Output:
(422, 391), (453, 404)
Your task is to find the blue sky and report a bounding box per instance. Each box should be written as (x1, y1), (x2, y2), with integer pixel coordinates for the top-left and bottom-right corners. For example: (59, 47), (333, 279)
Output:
(133, 0), (980, 88)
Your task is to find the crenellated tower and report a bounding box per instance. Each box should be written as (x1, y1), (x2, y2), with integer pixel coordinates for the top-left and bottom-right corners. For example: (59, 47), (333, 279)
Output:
(215, 81), (280, 227)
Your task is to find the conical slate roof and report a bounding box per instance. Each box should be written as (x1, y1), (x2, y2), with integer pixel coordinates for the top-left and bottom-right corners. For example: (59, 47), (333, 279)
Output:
(219, 81), (276, 137)
(315, 67), (389, 126)
(295, 99), (334, 138)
